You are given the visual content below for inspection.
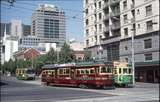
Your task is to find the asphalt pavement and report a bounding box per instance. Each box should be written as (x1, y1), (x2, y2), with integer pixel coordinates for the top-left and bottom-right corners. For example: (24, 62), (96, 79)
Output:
(0, 75), (159, 102)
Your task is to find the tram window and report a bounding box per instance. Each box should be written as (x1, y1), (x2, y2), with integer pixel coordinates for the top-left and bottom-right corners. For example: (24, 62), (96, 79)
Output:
(129, 69), (132, 74)
(19, 70), (21, 74)
(107, 67), (112, 73)
(86, 69), (89, 74)
(114, 69), (117, 74)
(66, 69), (70, 74)
(51, 71), (55, 75)
(101, 67), (107, 73)
(90, 69), (95, 74)
(119, 68), (122, 74)
(59, 69), (63, 74)
(43, 71), (45, 74)
(123, 68), (128, 74)
(81, 70), (85, 74)
(48, 71), (51, 75)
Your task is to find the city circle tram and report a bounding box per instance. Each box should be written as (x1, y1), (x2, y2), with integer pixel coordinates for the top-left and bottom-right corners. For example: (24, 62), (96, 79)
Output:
(16, 68), (36, 80)
(113, 61), (133, 87)
(41, 62), (115, 89)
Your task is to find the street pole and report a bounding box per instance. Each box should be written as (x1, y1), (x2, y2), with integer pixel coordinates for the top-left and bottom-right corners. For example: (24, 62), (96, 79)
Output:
(131, 29), (135, 87)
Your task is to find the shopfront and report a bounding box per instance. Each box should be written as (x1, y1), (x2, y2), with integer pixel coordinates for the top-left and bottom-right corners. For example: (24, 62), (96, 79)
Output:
(135, 61), (159, 83)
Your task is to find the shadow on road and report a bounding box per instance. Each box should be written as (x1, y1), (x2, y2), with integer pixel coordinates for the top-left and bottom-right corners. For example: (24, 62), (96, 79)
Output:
(0, 81), (8, 86)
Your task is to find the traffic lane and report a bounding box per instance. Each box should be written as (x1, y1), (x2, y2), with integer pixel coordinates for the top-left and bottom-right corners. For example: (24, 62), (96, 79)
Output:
(1, 76), (115, 102)
(1, 76), (38, 88)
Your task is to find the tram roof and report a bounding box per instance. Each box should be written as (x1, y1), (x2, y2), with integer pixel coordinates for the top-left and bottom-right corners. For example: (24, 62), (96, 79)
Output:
(42, 61), (113, 69)
(42, 63), (76, 69)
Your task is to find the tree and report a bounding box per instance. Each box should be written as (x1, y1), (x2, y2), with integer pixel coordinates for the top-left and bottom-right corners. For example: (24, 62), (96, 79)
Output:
(59, 43), (76, 63)
(46, 48), (57, 64)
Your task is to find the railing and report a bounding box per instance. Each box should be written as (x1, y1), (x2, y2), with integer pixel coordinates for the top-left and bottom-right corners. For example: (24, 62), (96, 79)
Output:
(131, 18), (135, 23)
(104, 13), (109, 20)
(110, 10), (120, 17)
(104, 27), (109, 33)
(103, 2), (109, 8)
(110, 23), (120, 30)
(94, 31), (97, 35)
(109, 0), (120, 5)
(131, 4), (135, 9)
(94, 9), (96, 14)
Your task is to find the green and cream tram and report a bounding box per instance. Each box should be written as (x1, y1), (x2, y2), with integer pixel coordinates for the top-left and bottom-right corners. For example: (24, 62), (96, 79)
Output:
(113, 62), (133, 87)
(16, 68), (35, 80)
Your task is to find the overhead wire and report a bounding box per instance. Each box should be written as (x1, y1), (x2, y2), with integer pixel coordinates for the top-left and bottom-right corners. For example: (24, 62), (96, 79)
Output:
(1, 2), (84, 22)
(1, 4), (83, 22)
(15, 1), (84, 21)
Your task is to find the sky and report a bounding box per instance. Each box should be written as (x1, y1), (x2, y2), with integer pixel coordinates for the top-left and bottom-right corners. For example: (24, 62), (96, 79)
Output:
(1, 0), (84, 42)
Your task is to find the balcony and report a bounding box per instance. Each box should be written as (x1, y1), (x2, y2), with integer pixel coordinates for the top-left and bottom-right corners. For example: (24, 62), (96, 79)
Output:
(131, 4), (135, 9)
(109, 0), (120, 6)
(104, 27), (109, 33)
(94, 31), (97, 35)
(94, 19), (97, 24)
(103, 2), (109, 9)
(110, 10), (120, 17)
(146, 27), (153, 33)
(131, 18), (135, 23)
(94, 9), (96, 14)
(110, 23), (120, 30)
(104, 14), (109, 20)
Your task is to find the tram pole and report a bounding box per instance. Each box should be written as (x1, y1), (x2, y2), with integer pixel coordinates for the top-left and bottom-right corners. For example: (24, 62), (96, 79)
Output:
(131, 28), (135, 87)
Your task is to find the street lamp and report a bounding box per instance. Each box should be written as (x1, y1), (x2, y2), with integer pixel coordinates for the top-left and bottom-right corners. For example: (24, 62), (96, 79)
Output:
(131, 28), (135, 87)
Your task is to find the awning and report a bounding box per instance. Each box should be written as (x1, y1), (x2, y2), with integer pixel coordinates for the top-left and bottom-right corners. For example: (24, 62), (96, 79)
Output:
(135, 60), (159, 67)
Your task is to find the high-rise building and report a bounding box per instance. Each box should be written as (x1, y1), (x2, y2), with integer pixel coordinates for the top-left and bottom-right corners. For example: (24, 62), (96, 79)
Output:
(0, 21), (31, 37)
(10, 20), (23, 38)
(84, 0), (159, 83)
(31, 4), (66, 47)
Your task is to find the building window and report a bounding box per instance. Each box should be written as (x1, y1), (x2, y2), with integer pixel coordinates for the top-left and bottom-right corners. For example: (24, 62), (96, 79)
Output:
(99, 24), (102, 32)
(137, 9), (140, 14)
(86, 19), (89, 25)
(85, 9), (88, 15)
(138, 24), (140, 29)
(125, 46), (128, 50)
(123, 14), (128, 24)
(124, 28), (128, 36)
(146, 5), (152, 16)
(144, 39), (152, 49)
(125, 57), (128, 62)
(86, 29), (89, 35)
(86, 0), (88, 4)
(146, 20), (153, 31)
(94, 2), (97, 8)
(86, 39), (89, 46)
(98, 1), (101, 9)
(144, 53), (152, 61)
(123, 0), (127, 10)
(99, 13), (102, 20)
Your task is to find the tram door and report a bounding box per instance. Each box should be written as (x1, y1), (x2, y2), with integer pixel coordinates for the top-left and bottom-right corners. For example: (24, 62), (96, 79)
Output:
(146, 70), (154, 83)
(71, 69), (75, 79)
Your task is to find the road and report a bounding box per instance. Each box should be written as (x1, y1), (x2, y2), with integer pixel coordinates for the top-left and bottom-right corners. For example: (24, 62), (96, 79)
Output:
(0, 76), (159, 102)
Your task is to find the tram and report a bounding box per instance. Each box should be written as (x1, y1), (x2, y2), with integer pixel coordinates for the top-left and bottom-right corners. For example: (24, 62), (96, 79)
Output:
(16, 68), (36, 80)
(113, 61), (133, 87)
(41, 62), (115, 89)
